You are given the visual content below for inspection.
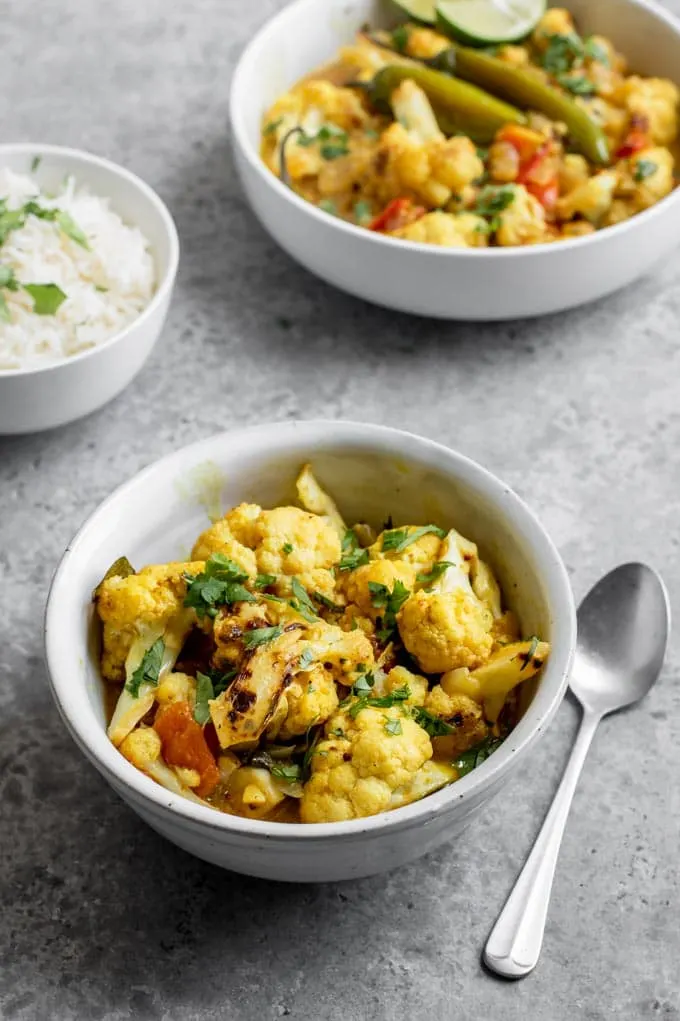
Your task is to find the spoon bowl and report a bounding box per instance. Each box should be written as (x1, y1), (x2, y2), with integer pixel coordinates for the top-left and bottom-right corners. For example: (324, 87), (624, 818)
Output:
(572, 562), (671, 716)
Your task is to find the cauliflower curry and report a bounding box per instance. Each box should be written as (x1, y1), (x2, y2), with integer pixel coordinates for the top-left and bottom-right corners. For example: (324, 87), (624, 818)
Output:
(96, 466), (550, 824)
(260, 8), (678, 247)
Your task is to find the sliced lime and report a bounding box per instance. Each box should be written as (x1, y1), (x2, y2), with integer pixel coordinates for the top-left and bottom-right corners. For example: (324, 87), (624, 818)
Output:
(392, 0), (437, 25)
(436, 0), (546, 45)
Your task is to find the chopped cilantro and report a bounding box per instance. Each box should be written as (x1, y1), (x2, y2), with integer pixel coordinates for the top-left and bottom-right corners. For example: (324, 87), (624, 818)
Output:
(320, 142), (349, 160)
(352, 671), (375, 695)
(24, 282), (67, 316)
(454, 736), (504, 777)
(329, 727), (345, 738)
(541, 32), (584, 74)
(364, 128), (380, 140)
(31, 156), (42, 172)
(476, 146), (489, 162)
(263, 117), (283, 136)
(411, 706), (454, 737)
(416, 561), (453, 587)
(384, 718), (403, 736)
(368, 579), (411, 643)
(270, 762), (302, 783)
(254, 573), (276, 589)
(0, 265), (18, 322)
(354, 199), (373, 224)
(298, 646), (315, 671)
(347, 684), (411, 719)
(313, 590), (343, 611)
(318, 198), (338, 216)
(125, 638), (164, 698)
(94, 284), (109, 293)
(193, 670), (215, 725)
(634, 159), (658, 182)
(381, 525), (446, 553)
(183, 553), (254, 619)
(473, 185), (516, 232)
(557, 74), (596, 96)
(391, 25), (410, 53)
(339, 528), (370, 572)
(302, 722), (322, 779)
(584, 36), (610, 66)
(207, 667), (238, 697)
(56, 210), (89, 249)
(290, 577), (319, 622)
(242, 625), (284, 649)
(282, 542), (294, 555)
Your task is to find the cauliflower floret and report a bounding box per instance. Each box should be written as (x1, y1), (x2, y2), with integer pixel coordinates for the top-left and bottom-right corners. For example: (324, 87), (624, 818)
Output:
(602, 197), (635, 227)
(96, 562), (203, 682)
(156, 671), (196, 706)
(532, 7), (575, 49)
(369, 527), (443, 573)
(190, 520), (257, 577)
(397, 531), (493, 673)
(301, 620), (376, 684)
(261, 80), (369, 179)
(622, 147), (675, 209)
(220, 503), (262, 547)
(391, 210), (488, 247)
(383, 665), (428, 706)
(278, 665), (339, 739)
(342, 559), (416, 618)
(226, 766), (286, 819)
(300, 706), (432, 822)
(559, 153), (590, 194)
(622, 76), (679, 145)
(496, 44), (531, 67)
(555, 170), (618, 222)
(120, 727), (206, 803)
(404, 26), (451, 59)
(424, 688), (488, 756)
(495, 184), (548, 246)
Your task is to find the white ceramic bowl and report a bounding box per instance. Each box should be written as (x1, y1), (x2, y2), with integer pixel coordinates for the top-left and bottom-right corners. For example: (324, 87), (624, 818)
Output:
(45, 420), (576, 882)
(0, 144), (179, 434)
(230, 0), (680, 320)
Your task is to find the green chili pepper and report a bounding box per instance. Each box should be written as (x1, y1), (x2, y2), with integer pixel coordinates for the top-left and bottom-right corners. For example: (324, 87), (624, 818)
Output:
(430, 45), (609, 163)
(366, 64), (526, 144)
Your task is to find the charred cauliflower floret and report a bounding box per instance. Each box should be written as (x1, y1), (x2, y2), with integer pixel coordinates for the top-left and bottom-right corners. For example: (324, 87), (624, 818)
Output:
(424, 688), (489, 756)
(621, 76), (679, 145)
(495, 184), (548, 246)
(278, 665), (339, 739)
(96, 562), (202, 683)
(300, 705), (432, 822)
(397, 532), (493, 673)
(391, 210), (488, 247)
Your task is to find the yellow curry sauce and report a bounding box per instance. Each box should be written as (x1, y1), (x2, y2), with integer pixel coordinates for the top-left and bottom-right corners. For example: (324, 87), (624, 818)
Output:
(97, 465), (549, 823)
(260, 8), (678, 247)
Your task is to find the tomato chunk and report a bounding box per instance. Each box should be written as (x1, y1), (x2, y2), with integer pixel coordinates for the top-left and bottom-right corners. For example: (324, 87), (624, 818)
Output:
(154, 701), (220, 797)
(616, 115), (651, 159)
(369, 197), (426, 233)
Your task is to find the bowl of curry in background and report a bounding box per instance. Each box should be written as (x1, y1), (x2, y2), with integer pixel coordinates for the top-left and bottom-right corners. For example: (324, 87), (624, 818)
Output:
(230, 0), (680, 320)
(45, 420), (576, 882)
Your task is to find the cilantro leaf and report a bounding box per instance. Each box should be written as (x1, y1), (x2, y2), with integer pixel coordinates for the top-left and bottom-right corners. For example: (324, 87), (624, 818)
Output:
(298, 646), (315, 671)
(125, 638), (164, 698)
(556, 74), (596, 96)
(354, 199), (373, 224)
(254, 573), (276, 589)
(412, 706), (454, 737)
(368, 579), (411, 643)
(270, 763), (302, 783)
(416, 562), (453, 587)
(454, 736), (504, 777)
(384, 718), (403, 736)
(541, 32), (584, 74)
(207, 667), (238, 697)
(302, 722), (322, 779)
(263, 117), (283, 136)
(24, 282), (67, 316)
(242, 625), (284, 649)
(313, 590), (343, 611)
(320, 142), (349, 161)
(520, 636), (540, 671)
(31, 156), (42, 172)
(318, 198), (338, 216)
(634, 159), (658, 182)
(381, 525), (446, 554)
(347, 684), (411, 719)
(352, 671), (375, 695)
(0, 265), (19, 323)
(584, 36), (610, 66)
(472, 186), (516, 231)
(290, 577), (319, 623)
(339, 528), (370, 572)
(183, 553), (254, 619)
(391, 25), (410, 52)
(56, 210), (89, 249)
(282, 542), (294, 555)
(193, 671), (215, 725)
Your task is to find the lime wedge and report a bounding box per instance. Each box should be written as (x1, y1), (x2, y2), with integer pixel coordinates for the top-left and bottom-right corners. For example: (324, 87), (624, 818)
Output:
(436, 0), (546, 45)
(392, 0), (437, 25)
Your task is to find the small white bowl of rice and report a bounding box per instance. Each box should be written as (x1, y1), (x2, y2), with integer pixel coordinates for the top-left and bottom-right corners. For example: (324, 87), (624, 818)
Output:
(0, 143), (179, 434)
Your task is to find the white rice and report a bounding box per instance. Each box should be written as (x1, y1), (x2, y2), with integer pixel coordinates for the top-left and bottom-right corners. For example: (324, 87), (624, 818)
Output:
(0, 168), (156, 371)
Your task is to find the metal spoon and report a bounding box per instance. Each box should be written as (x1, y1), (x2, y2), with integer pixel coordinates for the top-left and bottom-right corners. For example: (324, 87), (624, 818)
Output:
(484, 562), (670, 980)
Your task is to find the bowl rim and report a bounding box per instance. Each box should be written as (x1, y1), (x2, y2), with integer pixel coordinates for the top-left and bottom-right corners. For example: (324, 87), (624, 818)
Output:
(45, 419), (577, 841)
(229, 0), (680, 260)
(0, 142), (180, 379)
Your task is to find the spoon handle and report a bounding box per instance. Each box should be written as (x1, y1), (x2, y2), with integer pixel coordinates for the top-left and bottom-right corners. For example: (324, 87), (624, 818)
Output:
(484, 709), (600, 979)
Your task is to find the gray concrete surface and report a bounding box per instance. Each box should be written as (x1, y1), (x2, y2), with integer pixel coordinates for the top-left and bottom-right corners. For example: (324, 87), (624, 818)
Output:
(1, 1), (678, 1018)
